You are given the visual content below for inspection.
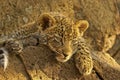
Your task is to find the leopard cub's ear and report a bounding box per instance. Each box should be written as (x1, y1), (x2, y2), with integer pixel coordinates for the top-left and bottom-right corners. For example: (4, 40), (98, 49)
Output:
(75, 20), (89, 34)
(37, 13), (56, 31)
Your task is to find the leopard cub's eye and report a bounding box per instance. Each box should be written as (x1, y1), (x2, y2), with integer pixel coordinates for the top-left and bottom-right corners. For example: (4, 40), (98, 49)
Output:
(50, 38), (63, 48)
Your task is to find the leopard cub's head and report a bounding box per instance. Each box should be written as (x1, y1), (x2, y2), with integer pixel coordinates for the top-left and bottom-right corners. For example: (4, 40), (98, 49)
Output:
(38, 12), (89, 62)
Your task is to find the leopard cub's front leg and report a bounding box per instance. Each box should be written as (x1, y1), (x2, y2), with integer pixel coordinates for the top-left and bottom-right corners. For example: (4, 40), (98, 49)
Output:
(0, 39), (23, 70)
(74, 39), (93, 75)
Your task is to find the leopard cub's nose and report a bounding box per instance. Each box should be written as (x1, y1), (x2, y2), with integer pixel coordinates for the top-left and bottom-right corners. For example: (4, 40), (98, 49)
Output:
(0, 50), (4, 54)
(62, 53), (68, 58)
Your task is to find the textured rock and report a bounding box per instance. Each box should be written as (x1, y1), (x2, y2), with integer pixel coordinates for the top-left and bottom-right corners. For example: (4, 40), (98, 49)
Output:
(74, 0), (119, 51)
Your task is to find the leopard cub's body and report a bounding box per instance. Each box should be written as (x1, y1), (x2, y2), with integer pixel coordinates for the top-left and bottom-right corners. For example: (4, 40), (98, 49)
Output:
(39, 12), (93, 75)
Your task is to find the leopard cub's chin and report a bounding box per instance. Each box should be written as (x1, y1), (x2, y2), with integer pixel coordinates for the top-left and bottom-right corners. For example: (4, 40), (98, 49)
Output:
(56, 53), (72, 62)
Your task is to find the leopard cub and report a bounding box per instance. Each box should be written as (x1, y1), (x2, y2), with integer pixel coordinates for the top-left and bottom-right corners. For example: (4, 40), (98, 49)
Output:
(38, 12), (93, 75)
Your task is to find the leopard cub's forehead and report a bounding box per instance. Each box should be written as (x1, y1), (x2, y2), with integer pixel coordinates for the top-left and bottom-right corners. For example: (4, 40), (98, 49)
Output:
(42, 12), (74, 35)
(49, 12), (73, 24)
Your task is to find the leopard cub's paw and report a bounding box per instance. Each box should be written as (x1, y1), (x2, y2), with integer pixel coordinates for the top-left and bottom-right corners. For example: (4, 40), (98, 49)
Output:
(74, 53), (93, 75)
(0, 47), (9, 71)
(4, 39), (23, 54)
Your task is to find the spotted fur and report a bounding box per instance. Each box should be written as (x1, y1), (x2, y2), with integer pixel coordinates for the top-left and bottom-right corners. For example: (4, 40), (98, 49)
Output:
(39, 12), (93, 75)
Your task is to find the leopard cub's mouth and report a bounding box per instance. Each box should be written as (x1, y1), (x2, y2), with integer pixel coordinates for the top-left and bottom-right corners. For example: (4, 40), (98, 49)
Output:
(56, 53), (67, 62)
(55, 52), (72, 63)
